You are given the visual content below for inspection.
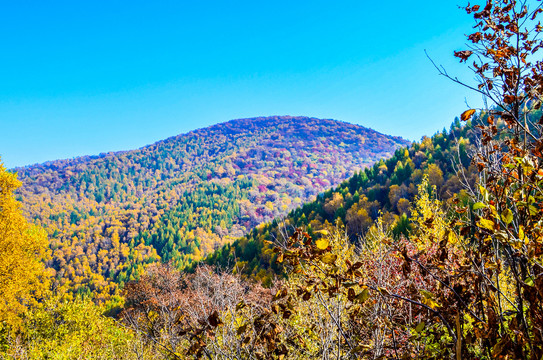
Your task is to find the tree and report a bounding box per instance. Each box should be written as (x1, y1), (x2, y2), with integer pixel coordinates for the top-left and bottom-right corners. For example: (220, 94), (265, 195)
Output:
(121, 263), (275, 359)
(18, 296), (148, 360)
(0, 159), (50, 328)
(237, 2), (543, 358)
(433, 0), (543, 357)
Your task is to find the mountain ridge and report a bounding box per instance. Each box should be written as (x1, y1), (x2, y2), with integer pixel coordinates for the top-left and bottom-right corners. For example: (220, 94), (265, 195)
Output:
(14, 115), (409, 300)
(201, 118), (477, 284)
(13, 116), (405, 170)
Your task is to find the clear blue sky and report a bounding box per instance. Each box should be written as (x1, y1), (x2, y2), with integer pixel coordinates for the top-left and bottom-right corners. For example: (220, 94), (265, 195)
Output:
(1, 1), (481, 168)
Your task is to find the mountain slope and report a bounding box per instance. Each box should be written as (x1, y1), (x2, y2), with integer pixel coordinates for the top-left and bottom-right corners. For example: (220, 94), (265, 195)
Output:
(15, 116), (408, 300)
(202, 118), (479, 284)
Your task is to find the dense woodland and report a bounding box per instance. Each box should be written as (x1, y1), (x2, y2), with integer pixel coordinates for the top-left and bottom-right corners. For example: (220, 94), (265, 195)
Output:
(201, 117), (478, 285)
(14, 116), (407, 302)
(1, 0), (543, 358)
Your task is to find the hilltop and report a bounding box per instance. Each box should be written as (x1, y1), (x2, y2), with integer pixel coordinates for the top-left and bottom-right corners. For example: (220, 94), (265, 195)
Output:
(15, 116), (408, 299)
(202, 118), (478, 284)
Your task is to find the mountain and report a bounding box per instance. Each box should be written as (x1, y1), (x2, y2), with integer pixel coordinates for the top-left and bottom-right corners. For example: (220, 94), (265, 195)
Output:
(14, 116), (408, 300)
(202, 118), (479, 284)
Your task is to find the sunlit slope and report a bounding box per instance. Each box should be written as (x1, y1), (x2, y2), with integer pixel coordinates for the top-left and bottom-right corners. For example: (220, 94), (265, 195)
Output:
(202, 118), (477, 285)
(15, 116), (408, 300)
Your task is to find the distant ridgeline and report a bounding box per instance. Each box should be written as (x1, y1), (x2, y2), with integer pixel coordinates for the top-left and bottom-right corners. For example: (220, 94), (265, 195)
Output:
(201, 118), (479, 285)
(14, 116), (408, 301)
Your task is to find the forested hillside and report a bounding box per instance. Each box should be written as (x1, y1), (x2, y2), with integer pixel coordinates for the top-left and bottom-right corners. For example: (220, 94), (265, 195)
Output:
(124, 101), (543, 358)
(14, 116), (408, 300)
(202, 117), (478, 284)
(3, 1), (543, 358)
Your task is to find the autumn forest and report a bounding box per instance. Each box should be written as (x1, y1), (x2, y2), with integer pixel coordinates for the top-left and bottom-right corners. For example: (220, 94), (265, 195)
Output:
(2, 1), (543, 359)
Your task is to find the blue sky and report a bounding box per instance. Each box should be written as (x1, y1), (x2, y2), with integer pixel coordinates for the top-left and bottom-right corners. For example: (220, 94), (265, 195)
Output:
(1, 1), (481, 168)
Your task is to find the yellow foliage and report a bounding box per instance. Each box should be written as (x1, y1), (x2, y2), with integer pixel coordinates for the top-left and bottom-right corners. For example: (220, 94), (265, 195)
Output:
(410, 175), (451, 248)
(0, 160), (50, 327)
(9, 296), (152, 360)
